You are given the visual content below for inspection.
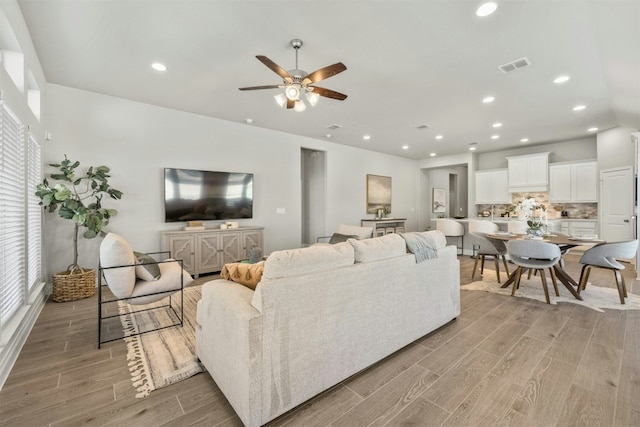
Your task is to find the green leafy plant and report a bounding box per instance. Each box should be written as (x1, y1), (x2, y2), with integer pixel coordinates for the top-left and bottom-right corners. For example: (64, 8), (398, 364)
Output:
(35, 155), (123, 272)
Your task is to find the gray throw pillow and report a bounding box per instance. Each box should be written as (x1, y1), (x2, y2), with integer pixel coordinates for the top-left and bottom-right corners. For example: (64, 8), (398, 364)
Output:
(329, 233), (357, 244)
(134, 251), (161, 281)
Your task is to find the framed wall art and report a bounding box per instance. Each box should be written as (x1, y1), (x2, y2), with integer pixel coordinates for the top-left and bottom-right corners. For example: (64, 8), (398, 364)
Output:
(366, 174), (391, 214)
(433, 188), (446, 213)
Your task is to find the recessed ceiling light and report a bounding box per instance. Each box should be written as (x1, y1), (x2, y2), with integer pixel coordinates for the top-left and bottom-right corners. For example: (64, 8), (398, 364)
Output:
(402, 145), (409, 150)
(435, 135), (444, 140)
(244, 118), (253, 124)
(476, 2), (498, 17)
(469, 146), (477, 151)
(482, 96), (495, 104)
(554, 75), (570, 84)
(588, 127), (599, 132)
(573, 105), (586, 111)
(492, 122), (502, 128)
(325, 134), (332, 138)
(363, 135), (371, 140)
(430, 152), (436, 157)
(151, 62), (167, 71)
(491, 135), (500, 140)
(520, 138), (529, 143)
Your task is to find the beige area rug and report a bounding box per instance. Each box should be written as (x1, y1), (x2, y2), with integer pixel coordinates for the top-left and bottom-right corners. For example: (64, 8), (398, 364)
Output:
(118, 285), (203, 398)
(462, 275), (640, 312)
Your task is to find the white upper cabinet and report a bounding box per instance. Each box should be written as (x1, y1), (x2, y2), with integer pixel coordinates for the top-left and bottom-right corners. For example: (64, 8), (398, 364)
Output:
(506, 152), (550, 192)
(549, 161), (597, 203)
(475, 169), (510, 204)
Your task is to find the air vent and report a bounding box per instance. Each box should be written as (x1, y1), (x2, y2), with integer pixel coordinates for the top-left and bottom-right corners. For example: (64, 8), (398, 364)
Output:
(498, 57), (531, 73)
(326, 124), (342, 130)
(417, 124), (430, 129)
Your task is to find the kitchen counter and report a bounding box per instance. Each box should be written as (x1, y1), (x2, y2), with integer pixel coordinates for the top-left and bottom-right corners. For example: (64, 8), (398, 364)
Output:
(431, 217), (598, 255)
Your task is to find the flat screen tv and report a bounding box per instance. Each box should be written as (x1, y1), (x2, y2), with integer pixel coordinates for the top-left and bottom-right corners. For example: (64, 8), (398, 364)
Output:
(164, 168), (253, 222)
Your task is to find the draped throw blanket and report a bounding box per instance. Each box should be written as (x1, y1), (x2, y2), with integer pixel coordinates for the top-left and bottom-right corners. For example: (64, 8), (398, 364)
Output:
(401, 232), (439, 263)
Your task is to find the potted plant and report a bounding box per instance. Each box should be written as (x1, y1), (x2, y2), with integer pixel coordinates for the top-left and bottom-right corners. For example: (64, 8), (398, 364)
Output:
(35, 155), (123, 302)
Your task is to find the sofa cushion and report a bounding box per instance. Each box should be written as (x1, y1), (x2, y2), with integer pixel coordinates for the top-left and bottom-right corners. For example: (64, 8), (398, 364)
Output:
(134, 251), (161, 281)
(262, 242), (354, 280)
(221, 261), (265, 290)
(100, 232), (136, 299)
(349, 233), (406, 263)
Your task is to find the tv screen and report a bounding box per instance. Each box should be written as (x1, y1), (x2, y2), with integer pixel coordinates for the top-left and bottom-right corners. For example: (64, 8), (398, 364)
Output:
(164, 168), (253, 222)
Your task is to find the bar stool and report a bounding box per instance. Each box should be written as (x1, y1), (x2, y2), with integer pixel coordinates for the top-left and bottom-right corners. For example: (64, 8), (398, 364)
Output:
(436, 219), (465, 256)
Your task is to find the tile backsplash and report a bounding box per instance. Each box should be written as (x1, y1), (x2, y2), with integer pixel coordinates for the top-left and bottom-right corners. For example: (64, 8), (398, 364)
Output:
(477, 192), (597, 219)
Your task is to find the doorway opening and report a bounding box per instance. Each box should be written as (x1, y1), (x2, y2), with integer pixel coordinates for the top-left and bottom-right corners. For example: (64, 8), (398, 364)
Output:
(301, 148), (326, 247)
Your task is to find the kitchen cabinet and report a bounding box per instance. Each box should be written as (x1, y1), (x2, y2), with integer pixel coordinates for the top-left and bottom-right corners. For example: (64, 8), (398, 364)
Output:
(549, 161), (597, 203)
(560, 220), (598, 237)
(161, 226), (264, 277)
(506, 152), (550, 192)
(475, 169), (510, 204)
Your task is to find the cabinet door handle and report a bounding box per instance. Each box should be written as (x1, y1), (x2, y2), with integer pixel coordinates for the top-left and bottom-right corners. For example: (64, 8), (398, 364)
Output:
(624, 219), (630, 223)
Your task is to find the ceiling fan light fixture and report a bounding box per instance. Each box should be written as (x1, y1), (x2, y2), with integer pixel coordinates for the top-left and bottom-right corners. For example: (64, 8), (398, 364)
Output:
(274, 93), (287, 108)
(285, 85), (300, 101)
(306, 91), (320, 106)
(294, 100), (307, 112)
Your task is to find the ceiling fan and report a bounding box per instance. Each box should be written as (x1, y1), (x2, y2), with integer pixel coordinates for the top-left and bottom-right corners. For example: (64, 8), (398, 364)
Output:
(239, 39), (348, 112)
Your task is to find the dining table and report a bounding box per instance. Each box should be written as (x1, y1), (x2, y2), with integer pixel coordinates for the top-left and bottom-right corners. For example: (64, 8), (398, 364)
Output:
(488, 232), (605, 301)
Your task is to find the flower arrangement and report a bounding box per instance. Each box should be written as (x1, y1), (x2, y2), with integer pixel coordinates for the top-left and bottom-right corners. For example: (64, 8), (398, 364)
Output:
(514, 197), (547, 230)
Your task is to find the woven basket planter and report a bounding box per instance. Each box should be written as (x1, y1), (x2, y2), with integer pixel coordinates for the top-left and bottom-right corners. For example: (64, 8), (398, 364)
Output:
(52, 268), (96, 302)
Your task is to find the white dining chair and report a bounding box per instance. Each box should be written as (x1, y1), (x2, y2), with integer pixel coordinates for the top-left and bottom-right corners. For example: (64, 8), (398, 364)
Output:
(436, 219), (465, 255)
(507, 239), (561, 304)
(507, 220), (528, 235)
(469, 220), (509, 282)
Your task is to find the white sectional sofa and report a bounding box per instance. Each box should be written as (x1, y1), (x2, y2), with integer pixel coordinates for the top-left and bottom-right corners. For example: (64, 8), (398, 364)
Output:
(196, 231), (460, 427)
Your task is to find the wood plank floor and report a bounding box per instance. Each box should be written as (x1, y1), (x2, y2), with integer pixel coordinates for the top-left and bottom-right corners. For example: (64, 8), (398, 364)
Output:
(1, 253), (639, 426)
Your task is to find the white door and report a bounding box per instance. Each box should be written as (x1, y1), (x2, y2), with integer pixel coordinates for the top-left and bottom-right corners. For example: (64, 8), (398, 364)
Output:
(601, 166), (634, 242)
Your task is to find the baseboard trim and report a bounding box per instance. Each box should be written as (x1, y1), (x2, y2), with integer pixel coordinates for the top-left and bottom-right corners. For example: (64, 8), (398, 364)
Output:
(0, 287), (47, 390)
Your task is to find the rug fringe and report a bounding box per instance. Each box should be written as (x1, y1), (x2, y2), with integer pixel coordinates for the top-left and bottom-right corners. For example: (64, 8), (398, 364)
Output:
(118, 301), (155, 398)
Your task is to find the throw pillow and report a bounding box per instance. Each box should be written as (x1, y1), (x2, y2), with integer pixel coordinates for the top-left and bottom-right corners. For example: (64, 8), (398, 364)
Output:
(329, 233), (357, 244)
(133, 251), (161, 281)
(99, 233), (136, 299)
(221, 261), (265, 290)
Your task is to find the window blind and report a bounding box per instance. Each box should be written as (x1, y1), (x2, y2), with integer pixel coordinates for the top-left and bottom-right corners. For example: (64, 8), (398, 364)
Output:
(27, 135), (42, 291)
(0, 102), (26, 325)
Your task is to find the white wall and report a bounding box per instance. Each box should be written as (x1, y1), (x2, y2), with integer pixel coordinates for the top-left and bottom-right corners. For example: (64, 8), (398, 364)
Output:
(477, 137), (597, 170)
(43, 84), (419, 277)
(597, 126), (638, 172)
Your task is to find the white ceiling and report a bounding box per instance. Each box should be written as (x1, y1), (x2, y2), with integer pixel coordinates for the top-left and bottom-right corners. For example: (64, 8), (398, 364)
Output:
(17, 0), (640, 160)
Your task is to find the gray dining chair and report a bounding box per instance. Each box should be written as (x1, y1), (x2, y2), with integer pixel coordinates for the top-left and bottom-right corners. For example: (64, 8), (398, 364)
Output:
(469, 220), (509, 282)
(577, 240), (638, 304)
(507, 239), (562, 304)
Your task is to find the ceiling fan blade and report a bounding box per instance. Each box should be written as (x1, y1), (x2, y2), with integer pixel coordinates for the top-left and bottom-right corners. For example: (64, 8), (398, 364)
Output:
(302, 62), (347, 85)
(256, 55), (293, 82)
(310, 86), (348, 101)
(238, 85), (282, 91)
(287, 98), (295, 109)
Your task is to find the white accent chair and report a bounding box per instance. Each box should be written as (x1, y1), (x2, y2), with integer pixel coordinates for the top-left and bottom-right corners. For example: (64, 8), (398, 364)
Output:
(507, 220), (529, 235)
(316, 224), (373, 244)
(469, 220), (510, 282)
(98, 232), (193, 347)
(577, 240), (638, 304)
(436, 219), (465, 255)
(507, 240), (561, 304)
